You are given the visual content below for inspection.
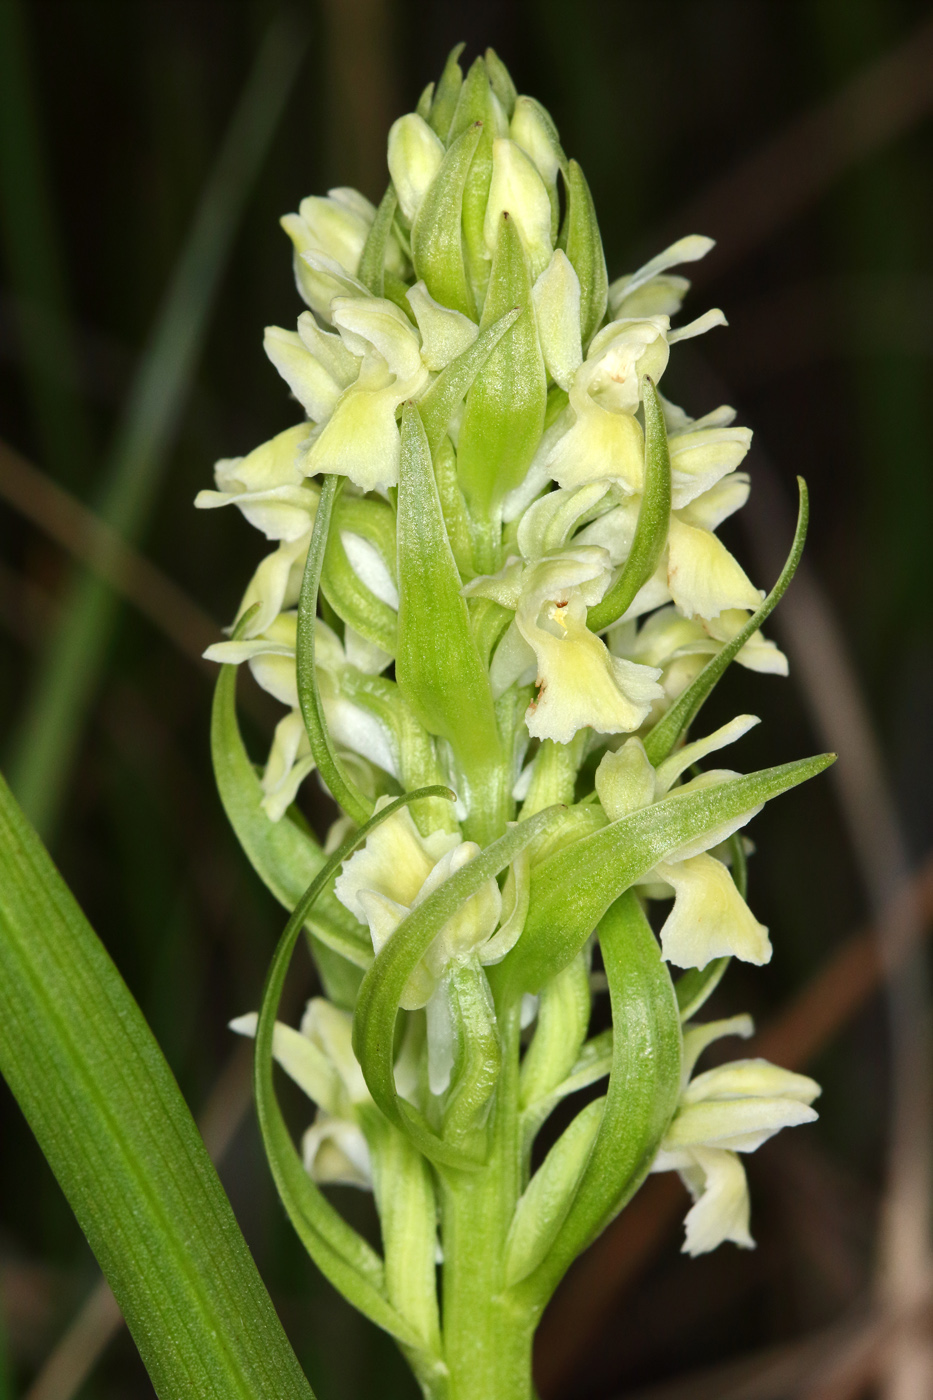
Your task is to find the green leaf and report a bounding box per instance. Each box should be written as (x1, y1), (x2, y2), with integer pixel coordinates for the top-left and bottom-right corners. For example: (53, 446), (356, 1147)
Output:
(643, 478), (809, 766)
(417, 306), (522, 458)
(320, 491), (398, 655)
(456, 213), (547, 524)
(0, 769), (315, 1400)
(210, 654), (372, 979)
(561, 160), (608, 348)
(504, 1097), (603, 1287)
(395, 404), (503, 823)
(255, 788), (454, 1357)
(352, 806), (563, 1171)
(587, 377), (672, 632)
(411, 122), (481, 318)
(296, 473), (374, 826)
(358, 184), (398, 296)
(494, 753), (835, 997)
(517, 893), (681, 1306)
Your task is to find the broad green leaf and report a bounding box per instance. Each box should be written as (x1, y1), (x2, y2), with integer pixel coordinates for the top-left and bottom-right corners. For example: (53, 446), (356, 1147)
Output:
(296, 472), (374, 826)
(516, 892), (681, 1306)
(358, 185), (398, 296)
(494, 753), (835, 997)
(0, 770), (315, 1400)
(504, 1097), (603, 1287)
(560, 160), (608, 347)
(643, 478), (809, 766)
(418, 306), (522, 458)
(352, 806), (562, 1171)
(210, 654), (371, 993)
(456, 212), (547, 522)
(587, 377), (672, 632)
(255, 788), (454, 1358)
(395, 404), (503, 833)
(411, 122), (480, 317)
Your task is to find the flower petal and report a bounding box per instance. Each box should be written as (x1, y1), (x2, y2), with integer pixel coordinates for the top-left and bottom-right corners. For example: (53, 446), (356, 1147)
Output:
(655, 852), (771, 968)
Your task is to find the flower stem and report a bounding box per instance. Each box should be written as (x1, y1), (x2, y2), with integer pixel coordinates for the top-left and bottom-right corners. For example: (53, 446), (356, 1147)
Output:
(439, 1003), (535, 1400)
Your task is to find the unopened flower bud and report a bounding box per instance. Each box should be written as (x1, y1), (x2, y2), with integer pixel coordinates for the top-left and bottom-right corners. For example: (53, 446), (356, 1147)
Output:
(484, 138), (553, 278)
(388, 113), (445, 223)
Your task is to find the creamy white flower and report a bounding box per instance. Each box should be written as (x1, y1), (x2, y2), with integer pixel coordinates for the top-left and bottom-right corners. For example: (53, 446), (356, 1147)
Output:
(230, 998), (374, 1189)
(652, 1014), (820, 1255)
(205, 616), (396, 816)
(194, 423), (317, 543)
(387, 114), (446, 223)
(406, 280), (478, 371)
(608, 234), (716, 320)
(484, 138), (553, 277)
(465, 547), (663, 744)
(533, 250), (583, 390)
(280, 187), (404, 322)
(595, 717), (770, 967)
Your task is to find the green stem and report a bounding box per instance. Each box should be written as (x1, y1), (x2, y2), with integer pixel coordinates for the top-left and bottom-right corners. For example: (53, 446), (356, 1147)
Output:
(439, 1004), (535, 1400)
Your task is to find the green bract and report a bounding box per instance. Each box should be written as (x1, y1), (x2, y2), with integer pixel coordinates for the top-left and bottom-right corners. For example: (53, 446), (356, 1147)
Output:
(200, 44), (831, 1400)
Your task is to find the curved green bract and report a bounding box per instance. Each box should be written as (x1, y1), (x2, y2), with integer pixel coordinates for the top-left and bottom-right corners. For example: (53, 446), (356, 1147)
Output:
(210, 656), (371, 996)
(358, 185), (398, 296)
(352, 806), (563, 1171)
(493, 752), (835, 998)
(395, 405), (503, 837)
(426, 44), (465, 141)
(455, 214), (547, 519)
(588, 377), (672, 633)
(411, 122), (481, 318)
(516, 892), (681, 1308)
(418, 306), (522, 458)
(296, 473), (374, 826)
(561, 160), (608, 348)
(0, 770), (315, 1400)
(320, 492), (399, 655)
(643, 478), (810, 765)
(254, 786), (454, 1355)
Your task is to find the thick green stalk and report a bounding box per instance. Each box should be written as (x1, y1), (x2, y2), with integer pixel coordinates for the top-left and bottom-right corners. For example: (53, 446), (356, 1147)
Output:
(439, 1003), (535, 1400)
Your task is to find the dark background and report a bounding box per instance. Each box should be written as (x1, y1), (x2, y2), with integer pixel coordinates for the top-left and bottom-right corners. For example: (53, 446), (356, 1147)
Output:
(1, 2), (932, 1397)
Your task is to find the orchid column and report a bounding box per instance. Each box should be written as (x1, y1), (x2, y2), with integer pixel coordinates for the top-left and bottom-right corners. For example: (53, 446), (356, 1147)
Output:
(199, 45), (829, 1400)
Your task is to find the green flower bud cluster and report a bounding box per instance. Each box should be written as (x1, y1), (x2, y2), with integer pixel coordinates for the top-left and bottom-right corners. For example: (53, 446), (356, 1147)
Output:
(200, 46), (830, 1400)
